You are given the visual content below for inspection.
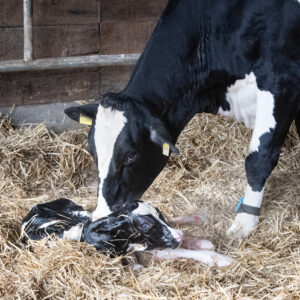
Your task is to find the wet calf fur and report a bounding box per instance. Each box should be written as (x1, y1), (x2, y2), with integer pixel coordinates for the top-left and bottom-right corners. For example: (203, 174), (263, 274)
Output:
(21, 198), (182, 256)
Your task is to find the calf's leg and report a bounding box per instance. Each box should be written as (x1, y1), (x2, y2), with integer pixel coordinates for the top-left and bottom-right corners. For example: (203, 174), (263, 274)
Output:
(147, 248), (233, 267)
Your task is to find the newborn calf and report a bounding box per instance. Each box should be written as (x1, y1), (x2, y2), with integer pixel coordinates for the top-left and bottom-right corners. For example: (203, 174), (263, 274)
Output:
(21, 198), (182, 256)
(21, 199), (233, 266)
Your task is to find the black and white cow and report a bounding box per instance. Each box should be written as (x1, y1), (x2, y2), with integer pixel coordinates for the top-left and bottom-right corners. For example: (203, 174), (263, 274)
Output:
(65, 0), (300, 238)
(21, 199), (233, 266)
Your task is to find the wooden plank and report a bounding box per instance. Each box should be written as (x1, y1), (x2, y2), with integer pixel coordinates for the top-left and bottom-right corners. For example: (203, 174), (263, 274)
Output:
(0, 24), (100, 61)
(0, 28), (23, 60)
(102, 0), (167, 22)
(34, 24), (100, 59)
(0, 69), (100, 106)
(100, 20), (156, 54)
(100, 66), (134, 95)
(33, 0), (99, 26)
(0, 0), (100, 27)
(0, 0), (22, 27)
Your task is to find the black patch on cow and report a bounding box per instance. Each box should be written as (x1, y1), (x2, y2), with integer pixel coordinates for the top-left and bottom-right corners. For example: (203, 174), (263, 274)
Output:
(64, 104), (98, 123)
(245, 130), (281, 192)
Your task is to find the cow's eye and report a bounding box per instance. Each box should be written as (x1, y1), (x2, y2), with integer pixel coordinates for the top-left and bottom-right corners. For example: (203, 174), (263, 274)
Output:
(127, 152), (138, 163)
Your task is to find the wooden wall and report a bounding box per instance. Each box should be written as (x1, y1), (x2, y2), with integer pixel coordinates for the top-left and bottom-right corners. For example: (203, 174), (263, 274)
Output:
(0, 0), (167, 106)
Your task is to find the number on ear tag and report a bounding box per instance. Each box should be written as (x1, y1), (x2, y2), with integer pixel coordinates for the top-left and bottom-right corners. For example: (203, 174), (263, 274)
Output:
(79, 114), (93, 126)
(162, 143), (170, 156)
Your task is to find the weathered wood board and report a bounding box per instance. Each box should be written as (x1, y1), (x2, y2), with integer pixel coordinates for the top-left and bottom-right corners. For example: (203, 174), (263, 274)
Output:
(102, 0), (167, 21)
(100, 20), (156, 54)
(0, 69), (100, 106)
(0, 25), (100, 61)
(0, 0), (166, 106)
(0, 0), (100, 27)
(100, 65), (134, 95)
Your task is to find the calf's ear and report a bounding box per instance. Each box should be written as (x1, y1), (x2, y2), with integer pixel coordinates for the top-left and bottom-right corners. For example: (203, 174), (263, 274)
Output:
(64, 104), (99, 125)
(148, 119), (180, 156)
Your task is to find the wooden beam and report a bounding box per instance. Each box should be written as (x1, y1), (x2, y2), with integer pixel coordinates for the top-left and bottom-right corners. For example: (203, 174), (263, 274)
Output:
(0, 54), (140, 73)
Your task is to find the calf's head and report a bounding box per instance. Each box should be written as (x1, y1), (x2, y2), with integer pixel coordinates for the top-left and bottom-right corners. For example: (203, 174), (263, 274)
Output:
(84, 201), (183, 255)
(65, 93), (179, 218)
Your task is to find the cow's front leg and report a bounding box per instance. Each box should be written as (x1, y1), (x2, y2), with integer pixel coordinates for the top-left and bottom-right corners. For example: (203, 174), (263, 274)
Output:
(227, 89), (295, 238)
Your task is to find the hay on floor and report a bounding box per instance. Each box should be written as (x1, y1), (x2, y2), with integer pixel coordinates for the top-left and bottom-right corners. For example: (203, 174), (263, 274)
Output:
(0, 112), (299, 299)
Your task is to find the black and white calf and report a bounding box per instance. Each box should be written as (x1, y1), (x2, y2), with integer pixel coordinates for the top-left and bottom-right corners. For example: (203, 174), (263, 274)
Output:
(21, 199), (233, 266)
(65, 0), (300, 237)
(21, 198), (183, 255)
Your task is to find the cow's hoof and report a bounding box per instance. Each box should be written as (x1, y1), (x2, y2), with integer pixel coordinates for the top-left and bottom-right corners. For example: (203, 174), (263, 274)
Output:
(226, 213), (259, 238)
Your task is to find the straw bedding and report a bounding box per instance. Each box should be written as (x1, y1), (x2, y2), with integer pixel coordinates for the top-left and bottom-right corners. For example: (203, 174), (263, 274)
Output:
(0, 113), (299, 299)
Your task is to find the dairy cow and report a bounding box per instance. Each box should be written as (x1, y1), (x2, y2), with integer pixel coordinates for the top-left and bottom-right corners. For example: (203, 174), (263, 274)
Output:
(65, 0), (300, 237)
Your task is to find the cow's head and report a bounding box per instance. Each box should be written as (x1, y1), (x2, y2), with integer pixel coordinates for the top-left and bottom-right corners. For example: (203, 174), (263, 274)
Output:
(65, 93), (179, 219)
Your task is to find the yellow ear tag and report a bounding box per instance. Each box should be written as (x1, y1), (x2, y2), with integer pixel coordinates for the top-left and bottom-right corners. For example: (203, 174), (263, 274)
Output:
(162, 143), (170, 156)
(79, 114), (93, 126)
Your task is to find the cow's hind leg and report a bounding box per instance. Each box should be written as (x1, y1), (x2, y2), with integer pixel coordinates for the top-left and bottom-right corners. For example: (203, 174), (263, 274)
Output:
(227, 88), (296, 238)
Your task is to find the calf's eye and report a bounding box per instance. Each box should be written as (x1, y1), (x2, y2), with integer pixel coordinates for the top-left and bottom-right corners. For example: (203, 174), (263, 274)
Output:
(140, 223), (152, 232)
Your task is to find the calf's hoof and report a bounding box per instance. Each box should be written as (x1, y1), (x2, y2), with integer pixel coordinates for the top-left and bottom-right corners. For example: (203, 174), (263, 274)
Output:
(181, 238), (214, 250)
(226, 213), (259, 238)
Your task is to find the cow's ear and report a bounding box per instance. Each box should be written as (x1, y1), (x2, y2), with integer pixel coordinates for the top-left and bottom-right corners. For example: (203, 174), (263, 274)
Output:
(64, 104), (99, 125)
(148, 120), (180, 156)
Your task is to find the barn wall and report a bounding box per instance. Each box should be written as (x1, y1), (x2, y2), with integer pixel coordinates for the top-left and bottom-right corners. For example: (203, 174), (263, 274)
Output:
(0, 0), (168, 107)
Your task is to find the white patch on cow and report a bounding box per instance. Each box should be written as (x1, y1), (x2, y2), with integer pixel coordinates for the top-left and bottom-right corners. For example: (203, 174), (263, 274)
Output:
(133, 202), (161, 219)
(21, 215), (36, 232)
(38, 220), (61, 229)
(21, 214), (38, 238)
(71, 210), (92, 220)
(63, 224), (83, 241)
(249, 89), (276, 152)
(227, 184), (262, 237)
(133, 202), (183, 242)
(219, 72), (257, 129)
(93, 105), (127, 220)
(220, 72), (276, 151)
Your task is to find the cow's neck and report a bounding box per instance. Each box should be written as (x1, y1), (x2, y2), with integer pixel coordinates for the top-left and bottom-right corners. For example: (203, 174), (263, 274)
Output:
(122, 0), (237, 140)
